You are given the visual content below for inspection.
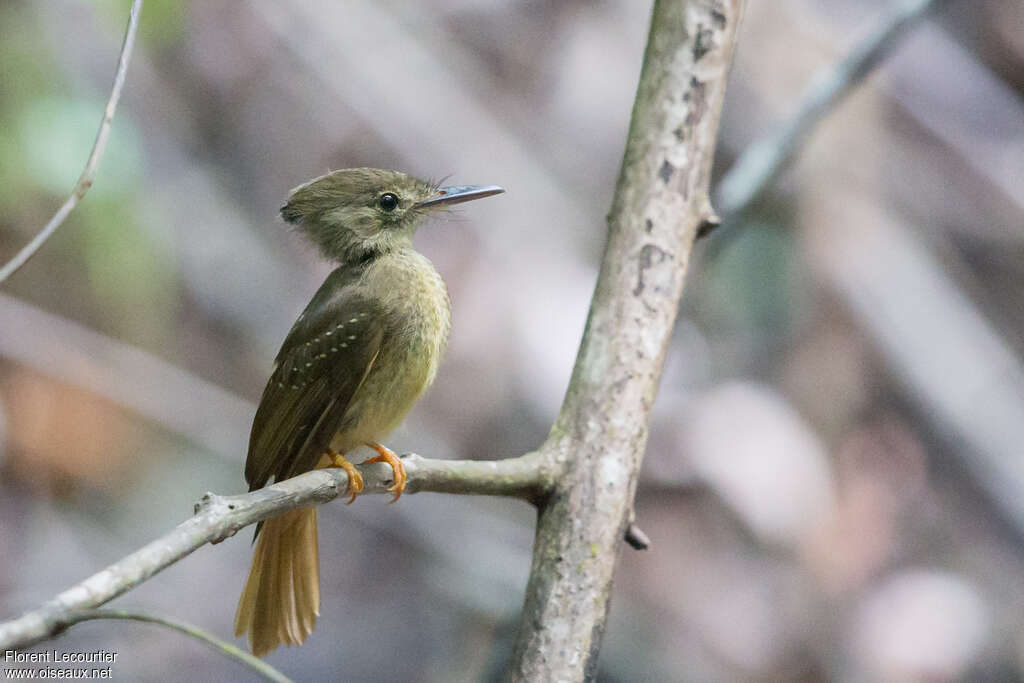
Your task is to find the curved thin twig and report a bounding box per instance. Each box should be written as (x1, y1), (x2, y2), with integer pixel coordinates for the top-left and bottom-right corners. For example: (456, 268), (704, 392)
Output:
(0, 452), (547, 651)
(0, 0), (143, 283)
(62, 609), (290, 683)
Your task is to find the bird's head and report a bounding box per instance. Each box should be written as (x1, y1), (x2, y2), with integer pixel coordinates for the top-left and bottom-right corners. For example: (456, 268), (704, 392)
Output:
(281, 168), (503, 264)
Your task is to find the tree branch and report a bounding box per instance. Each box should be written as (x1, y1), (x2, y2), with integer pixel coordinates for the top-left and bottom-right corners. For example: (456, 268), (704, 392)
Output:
(506, 1), (745, 680)
(0, 452), (545, 651)
(0, 0), (143, 284)
(712, 0), (946, 222)
(60, 609), (290, 683)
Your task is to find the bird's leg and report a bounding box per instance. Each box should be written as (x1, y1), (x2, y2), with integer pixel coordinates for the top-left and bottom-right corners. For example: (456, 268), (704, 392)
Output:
(321, 449), (364, 504)
(363, 442), (407, 502)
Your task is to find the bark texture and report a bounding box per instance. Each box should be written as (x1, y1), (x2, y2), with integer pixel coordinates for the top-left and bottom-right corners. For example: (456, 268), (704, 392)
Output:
(506, 1), (745, 680)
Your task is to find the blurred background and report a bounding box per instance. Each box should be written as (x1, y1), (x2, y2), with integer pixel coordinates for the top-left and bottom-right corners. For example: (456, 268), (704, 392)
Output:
(1, 0), (1023, 680)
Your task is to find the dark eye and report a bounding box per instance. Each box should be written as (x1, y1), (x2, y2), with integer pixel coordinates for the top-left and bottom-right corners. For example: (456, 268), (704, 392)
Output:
(378, 193), (399, 212)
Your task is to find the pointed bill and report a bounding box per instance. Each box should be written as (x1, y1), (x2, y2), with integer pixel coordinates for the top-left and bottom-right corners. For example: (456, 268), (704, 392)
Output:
(415, 185), (505, 208)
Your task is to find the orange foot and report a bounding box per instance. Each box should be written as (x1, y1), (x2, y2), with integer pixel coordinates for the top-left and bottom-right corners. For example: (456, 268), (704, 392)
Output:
(364, 443), (407, 503)
(327, 450), (364, 504)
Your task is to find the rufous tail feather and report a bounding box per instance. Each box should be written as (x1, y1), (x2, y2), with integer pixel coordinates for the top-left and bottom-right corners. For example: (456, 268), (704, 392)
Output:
(234, 507), (320, 657)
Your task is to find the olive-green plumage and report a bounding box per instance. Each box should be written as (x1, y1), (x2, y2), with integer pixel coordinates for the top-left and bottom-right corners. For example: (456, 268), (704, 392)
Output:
(234, 168), (503, 657)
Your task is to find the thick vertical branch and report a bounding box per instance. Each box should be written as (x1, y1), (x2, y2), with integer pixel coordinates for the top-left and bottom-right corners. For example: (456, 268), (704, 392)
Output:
(507, 1), (744, 680)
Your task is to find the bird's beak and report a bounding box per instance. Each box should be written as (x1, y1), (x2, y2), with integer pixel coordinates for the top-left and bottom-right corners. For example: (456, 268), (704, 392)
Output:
(415, 184), (505, 208)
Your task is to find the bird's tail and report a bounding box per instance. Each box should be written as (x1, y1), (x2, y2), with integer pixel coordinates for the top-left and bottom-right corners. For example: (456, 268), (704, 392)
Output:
(234, 507), (320, 657)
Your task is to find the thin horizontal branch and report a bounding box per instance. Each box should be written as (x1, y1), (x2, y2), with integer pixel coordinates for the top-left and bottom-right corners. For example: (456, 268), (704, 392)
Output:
(62, 609), (290, 683)
(713, 0), (946, 221)
(0, 0), (142, 283)
(0, 452), (545, 651)
(402, 451), (551, 502)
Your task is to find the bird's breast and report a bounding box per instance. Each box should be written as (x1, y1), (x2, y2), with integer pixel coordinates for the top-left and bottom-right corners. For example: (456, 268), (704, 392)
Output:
(333, 250), (451, 447)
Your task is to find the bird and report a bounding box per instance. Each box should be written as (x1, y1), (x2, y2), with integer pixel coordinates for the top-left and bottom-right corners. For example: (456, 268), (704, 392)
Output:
(233, 168), (504, 657)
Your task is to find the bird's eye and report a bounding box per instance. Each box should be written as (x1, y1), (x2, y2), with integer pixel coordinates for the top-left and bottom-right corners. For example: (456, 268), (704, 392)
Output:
(378, 193), (399, 212)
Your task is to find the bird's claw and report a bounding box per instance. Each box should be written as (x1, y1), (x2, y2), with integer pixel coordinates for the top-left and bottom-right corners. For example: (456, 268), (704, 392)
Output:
(364, 443), (407, 503)
(328, 451), (364, 504)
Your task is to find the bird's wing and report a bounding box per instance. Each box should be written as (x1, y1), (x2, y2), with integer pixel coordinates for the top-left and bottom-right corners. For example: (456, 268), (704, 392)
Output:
(245, 266), (384, 490)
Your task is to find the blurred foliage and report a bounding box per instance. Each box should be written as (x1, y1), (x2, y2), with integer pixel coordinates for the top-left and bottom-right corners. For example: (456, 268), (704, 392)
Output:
(0, 5), (57, 208)
(16, 96), (142, 198)
(95, 0), (186, 49)
(10, 93), (174, 340)
(704, 221), (798, 337)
